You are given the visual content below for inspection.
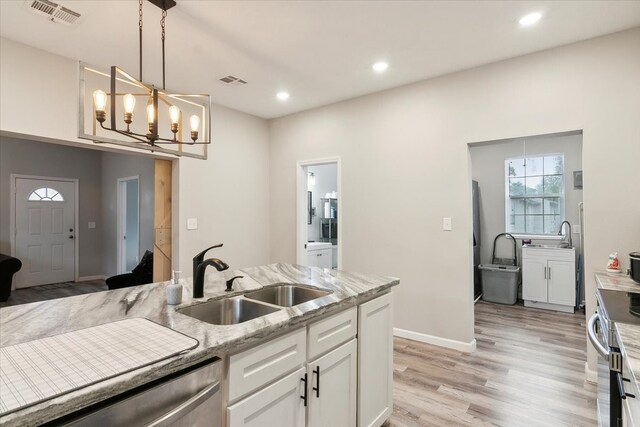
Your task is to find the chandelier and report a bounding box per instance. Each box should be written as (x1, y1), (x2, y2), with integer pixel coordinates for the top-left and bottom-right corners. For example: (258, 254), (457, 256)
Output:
(79, 0), (210, 157)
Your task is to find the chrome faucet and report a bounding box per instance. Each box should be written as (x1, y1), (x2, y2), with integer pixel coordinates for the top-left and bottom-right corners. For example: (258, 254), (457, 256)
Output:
(193, 244), (229, 298)
(557, 221), (573, 248)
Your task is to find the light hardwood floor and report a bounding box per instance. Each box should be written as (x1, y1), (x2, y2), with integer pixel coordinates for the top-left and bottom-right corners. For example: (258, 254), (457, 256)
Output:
(389, 302), (596, 427)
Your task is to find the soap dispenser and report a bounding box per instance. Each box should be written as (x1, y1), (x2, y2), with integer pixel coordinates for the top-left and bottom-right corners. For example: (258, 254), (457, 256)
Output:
(166, 270), (183, 305)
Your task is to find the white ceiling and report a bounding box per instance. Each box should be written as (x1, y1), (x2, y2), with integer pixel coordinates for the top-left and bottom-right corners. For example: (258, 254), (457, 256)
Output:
(1, 1), (640, 119)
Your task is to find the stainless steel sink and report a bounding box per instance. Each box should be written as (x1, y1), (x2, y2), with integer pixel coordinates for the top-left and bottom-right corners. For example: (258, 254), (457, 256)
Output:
(244, 284), (332, 307)
(177, 297), (281, 325)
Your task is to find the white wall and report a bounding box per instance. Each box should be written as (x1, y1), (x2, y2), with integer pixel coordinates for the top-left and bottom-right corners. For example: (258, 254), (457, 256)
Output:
(470, 132), (583, 265)
(0, 37), (271, 277)
(269, 28), (640, 366)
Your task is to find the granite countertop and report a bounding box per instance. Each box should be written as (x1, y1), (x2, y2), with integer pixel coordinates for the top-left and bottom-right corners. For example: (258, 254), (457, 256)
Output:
(0, 263), (399, 427)
(595, 271), (640, 293)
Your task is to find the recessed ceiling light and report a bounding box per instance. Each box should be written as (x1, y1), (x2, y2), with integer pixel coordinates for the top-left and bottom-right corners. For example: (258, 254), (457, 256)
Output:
(372, 62), (389, 73)
(519, 12), (542, 26)
(276, 91), (290, 101)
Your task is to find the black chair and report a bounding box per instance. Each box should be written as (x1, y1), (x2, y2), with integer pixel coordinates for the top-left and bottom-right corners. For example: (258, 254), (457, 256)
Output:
(0, 254), (22, 302)
(106, 250), (154, 290)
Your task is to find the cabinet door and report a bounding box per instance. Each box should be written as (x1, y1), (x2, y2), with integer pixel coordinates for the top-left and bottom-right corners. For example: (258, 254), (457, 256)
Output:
(307, 339), (357, 427)
(522, 257), (548, 302)
(227, 367), (305, 427)
(306, 252), (318, 267)
(317, 249), (332, 269)
(547, 260), (575, 306)
(358, 293), (393, 427)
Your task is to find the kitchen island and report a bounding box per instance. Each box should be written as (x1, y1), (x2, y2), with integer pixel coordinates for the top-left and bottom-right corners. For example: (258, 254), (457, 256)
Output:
(0, 263), (399, 426)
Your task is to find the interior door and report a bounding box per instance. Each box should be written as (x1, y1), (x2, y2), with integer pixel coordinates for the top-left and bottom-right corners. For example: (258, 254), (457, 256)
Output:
(15, 178), (75, 288)
(153, 159), (172, 282)
(307, 339), (357, 427)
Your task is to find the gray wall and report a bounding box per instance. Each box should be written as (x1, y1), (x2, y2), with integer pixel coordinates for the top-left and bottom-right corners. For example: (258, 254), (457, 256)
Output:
(101, 152), (155, 277)
(0, 136), (103, 277)
(470, 132), (583, 265)
(307, 163), (338, 242)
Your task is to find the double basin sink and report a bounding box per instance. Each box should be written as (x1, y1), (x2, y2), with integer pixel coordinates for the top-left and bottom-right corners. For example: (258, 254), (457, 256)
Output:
(177, 284), (332, 326)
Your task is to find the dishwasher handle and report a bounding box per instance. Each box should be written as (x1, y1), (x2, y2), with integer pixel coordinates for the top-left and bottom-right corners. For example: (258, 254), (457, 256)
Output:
(145, 381), (220, 427)
(587, 313), (610, 359)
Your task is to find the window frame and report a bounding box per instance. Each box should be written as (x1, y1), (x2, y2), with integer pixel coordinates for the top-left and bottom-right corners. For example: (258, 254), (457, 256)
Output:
(28, 187), (65, 202)
(504, 153), (565, 238)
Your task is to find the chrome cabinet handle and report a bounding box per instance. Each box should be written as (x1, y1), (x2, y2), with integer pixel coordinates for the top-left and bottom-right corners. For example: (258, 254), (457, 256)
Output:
(587, 313), (609, 359)
(548, 267), (551, 280)
(145, 381), (220, 427)
(544, 266), (547, 279)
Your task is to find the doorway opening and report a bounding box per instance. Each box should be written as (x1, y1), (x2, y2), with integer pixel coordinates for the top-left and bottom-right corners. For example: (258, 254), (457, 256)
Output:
(117, 176), (140, 274)
(296, 158), (342, 270)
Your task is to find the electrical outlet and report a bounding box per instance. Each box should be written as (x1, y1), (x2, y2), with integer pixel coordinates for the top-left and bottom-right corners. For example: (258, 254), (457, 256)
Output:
(443, 217), (452, 231)
(187, 218), (198, 230)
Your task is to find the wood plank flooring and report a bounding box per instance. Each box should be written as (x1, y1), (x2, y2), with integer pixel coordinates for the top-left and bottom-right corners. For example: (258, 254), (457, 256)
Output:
(0, 280), (107, 308)
(388, 302), (596, 427)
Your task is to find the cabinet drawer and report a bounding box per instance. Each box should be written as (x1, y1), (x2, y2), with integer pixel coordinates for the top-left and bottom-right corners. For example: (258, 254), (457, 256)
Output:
(229, 328), (306, 403)
(308, 307), (357, 360)
(227, 367), (306, 427)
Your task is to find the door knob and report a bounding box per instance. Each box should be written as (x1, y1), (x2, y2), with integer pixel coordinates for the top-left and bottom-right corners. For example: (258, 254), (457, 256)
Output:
(69, 235), (74, 239)
(69, 228), (73, 232)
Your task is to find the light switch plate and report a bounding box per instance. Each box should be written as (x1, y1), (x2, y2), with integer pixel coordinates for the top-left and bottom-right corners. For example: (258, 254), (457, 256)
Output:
(443, 217), (452, 231)
(88, 222), (96, 229)
(187, 218), (198, 230)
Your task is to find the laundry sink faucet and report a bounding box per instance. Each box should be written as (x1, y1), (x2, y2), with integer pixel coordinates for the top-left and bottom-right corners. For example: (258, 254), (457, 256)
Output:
(193, 244), (229, 298)
(557, 221), (573, 248)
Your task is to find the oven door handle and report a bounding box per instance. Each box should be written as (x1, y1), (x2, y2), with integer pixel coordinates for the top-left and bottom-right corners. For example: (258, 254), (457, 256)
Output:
(587, 313), (610, 359)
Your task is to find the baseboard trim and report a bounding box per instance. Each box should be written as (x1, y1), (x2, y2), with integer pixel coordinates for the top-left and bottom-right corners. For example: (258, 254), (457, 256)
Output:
(585, 362), (597, 384)
(394, 328), (476, 353)
(77, 275), (107, 282)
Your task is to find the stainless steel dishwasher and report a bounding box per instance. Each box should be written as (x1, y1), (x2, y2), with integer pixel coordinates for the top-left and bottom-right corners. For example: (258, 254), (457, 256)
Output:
(60, 358), (222, 427)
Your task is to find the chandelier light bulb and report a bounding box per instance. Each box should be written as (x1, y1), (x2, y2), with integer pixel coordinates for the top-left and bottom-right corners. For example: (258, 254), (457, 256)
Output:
(93, 90), (107, 112)
(146, 104), (155, 124)
(169, 105), (180, 125)
(189, 115), (200, 142)
(189, 115), (200, 132)
(123, 94), (136, 114)
(93, 90), (107, 124)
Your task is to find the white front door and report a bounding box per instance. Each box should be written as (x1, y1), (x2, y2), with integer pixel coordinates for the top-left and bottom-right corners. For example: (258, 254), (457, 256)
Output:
(14, 178), (76, 288)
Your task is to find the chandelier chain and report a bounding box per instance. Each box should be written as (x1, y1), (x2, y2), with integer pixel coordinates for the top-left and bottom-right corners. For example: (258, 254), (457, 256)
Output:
(138, 0), (143, 81)
(161, 8), (167, 89)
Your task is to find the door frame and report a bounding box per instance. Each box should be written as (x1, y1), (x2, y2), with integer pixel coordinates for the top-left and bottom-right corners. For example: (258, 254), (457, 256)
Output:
(296, 157), (342, 269)
(9, 174), (80, 284)
(116, 175), (140, 274)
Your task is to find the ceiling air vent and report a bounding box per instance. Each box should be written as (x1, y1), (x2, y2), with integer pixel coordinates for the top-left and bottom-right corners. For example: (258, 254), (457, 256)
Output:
(219, 75), (248, 86)
(27, 0), (81, 25)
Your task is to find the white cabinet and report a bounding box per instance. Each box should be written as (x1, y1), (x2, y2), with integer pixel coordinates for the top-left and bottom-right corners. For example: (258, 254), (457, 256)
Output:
(358, 293), (393, 427)
(307, 339), (357, 427)
(225, 293), (393, 427)
(306, 242), (332, 269)
(522, 247), (575, 313)
(227, 367), (306, 427)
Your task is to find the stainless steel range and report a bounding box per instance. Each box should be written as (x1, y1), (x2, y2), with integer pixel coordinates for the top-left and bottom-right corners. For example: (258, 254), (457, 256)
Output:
(589, 288), (640, 426)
